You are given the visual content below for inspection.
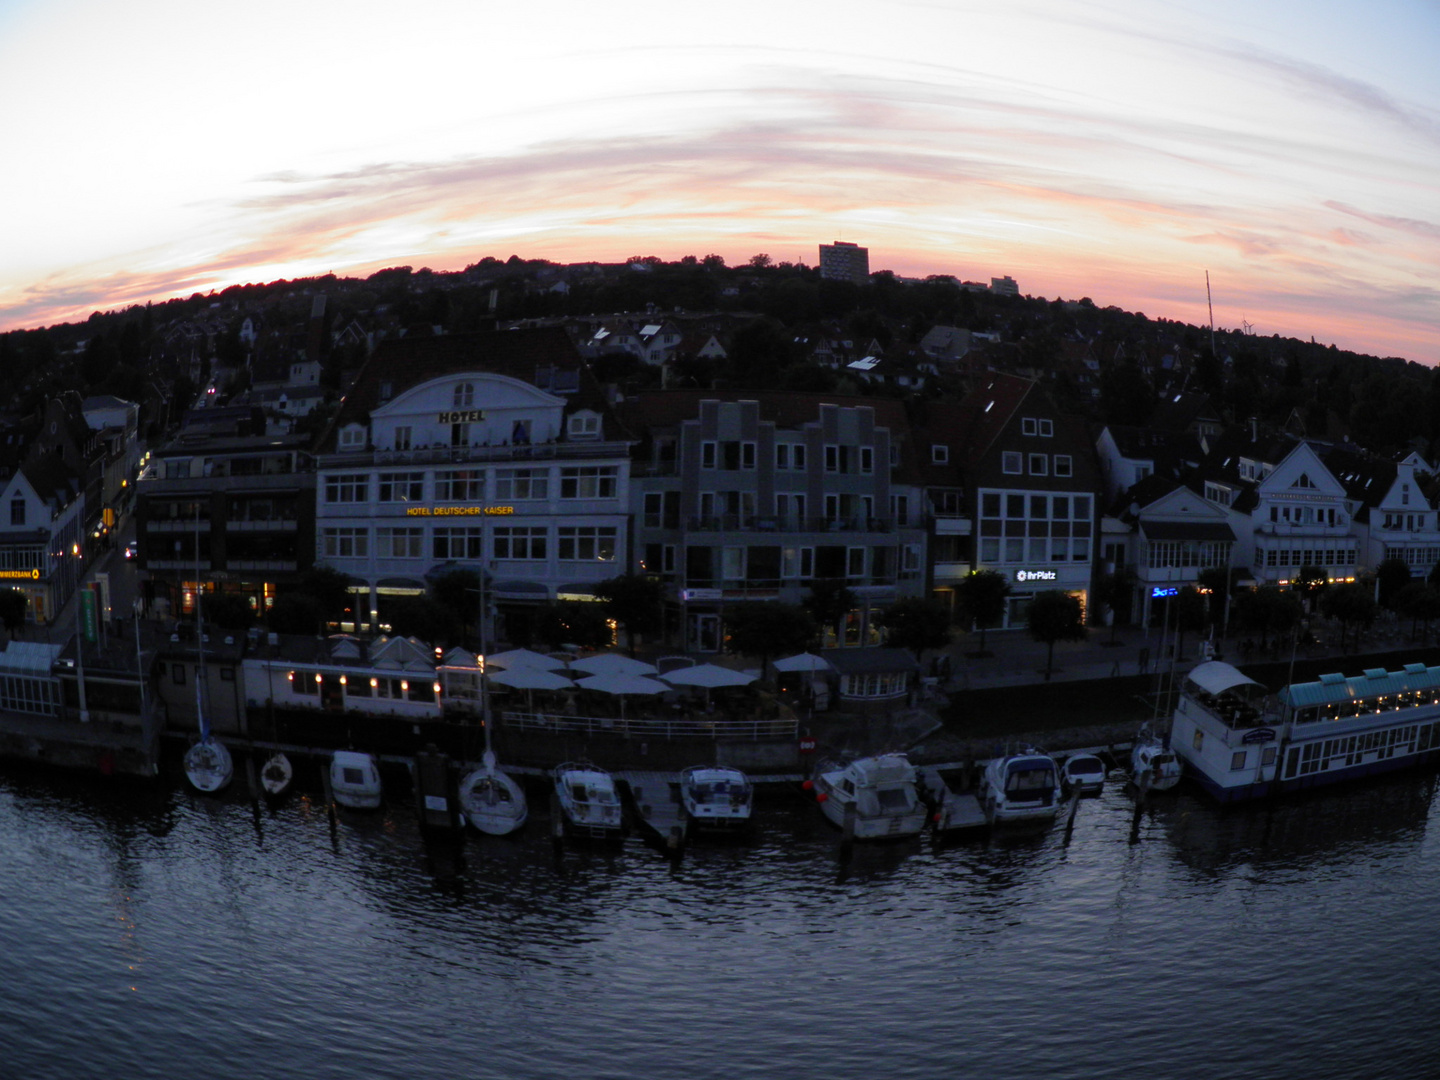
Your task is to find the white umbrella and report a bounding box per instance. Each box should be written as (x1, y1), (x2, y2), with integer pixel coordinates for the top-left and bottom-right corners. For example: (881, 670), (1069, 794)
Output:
(488, 668), (575, 692)
(571, 653), (660, 678)
(575, 672), (669, 720)
(659, 662), (757, 710)
(774, 652), (835, 673)
(486, 648), (568, 672)
(659, 663), (756, 689)
(487, 665), (576, 714)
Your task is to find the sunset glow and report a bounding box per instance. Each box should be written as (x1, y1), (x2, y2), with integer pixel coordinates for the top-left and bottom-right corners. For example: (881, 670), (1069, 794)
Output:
(2, 0), (1437, 360)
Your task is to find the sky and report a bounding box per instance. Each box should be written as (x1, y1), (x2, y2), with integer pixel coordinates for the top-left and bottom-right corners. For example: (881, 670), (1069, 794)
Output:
(1, 0), (1438, 362)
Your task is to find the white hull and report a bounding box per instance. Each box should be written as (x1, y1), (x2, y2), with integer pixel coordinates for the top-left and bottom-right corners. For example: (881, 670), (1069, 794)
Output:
(331, 751), (383, 810)
(680, 766), (753, 831)
(460, 763), (528, 836)
(554, 763), (624, 838)
(1132, 737), (1182, 792)
(979, 750), (1062, 825)
(184, 737), (233, 794)
(814, 754), (928, 841)
(259, 752), (293, 799)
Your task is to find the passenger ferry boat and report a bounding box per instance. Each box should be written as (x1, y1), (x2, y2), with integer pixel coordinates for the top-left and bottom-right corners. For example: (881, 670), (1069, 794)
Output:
(1171, 660), (1440, 803)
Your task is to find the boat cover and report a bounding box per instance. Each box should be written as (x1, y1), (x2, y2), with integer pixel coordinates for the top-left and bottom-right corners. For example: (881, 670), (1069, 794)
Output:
(1186, 661), (1265, 697)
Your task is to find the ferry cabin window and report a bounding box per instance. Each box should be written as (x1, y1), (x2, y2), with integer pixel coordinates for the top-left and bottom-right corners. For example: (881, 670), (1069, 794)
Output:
(1261, 747), (1278, 767)
(1193, 729), (1204, 751)
(1230, 751), (1248, 771)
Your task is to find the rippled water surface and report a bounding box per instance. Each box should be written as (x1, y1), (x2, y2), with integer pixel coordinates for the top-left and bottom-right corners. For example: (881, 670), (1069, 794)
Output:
(3, 762), (1438, 1079)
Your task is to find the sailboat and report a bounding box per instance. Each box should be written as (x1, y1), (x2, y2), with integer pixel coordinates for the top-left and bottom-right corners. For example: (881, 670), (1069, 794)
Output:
(183, 508), (233, 793)
(457, 567), (527, 835)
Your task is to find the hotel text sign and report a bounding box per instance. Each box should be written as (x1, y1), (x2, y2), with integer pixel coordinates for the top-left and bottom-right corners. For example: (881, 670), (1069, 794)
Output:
(406, 505), (514, 517)
(437, 409), (486, 424)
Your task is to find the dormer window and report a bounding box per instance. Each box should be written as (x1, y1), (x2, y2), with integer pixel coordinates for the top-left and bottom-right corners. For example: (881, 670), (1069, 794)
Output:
(338, 424), (366, 451)
(379, 381), (393, 402)
(453, 382), (475, 408)
(567, 411), (601, 440)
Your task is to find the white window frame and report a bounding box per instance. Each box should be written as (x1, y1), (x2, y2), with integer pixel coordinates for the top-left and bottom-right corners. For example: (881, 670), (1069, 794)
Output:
(1002, 452), (1023, 475)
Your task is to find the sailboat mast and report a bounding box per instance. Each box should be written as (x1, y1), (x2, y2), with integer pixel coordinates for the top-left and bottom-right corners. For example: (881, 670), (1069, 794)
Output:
(194, 503), (209, 741)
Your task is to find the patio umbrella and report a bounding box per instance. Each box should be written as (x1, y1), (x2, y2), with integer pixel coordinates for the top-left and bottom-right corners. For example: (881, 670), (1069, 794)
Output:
(486, 648), (568, 672)
(658, 663), (757, 710)
(574, 672), (669, 720)
(487, 666), (576, 714)
(571, 653), (660, 678)
(773, 652), (835, 673)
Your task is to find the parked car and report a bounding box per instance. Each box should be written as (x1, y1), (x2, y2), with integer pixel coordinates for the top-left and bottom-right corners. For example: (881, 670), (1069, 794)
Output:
(124, 541), (138, 560)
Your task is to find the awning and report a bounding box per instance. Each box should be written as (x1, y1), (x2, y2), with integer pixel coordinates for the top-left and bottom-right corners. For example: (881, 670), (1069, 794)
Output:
(1187, 661), (1265, 697)
(491, 580), (550, 601)
(1140, 521), (1236, 542)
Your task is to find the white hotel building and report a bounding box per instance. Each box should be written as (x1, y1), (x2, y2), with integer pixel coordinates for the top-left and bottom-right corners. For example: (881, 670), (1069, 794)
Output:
(313, 329), (633, 642)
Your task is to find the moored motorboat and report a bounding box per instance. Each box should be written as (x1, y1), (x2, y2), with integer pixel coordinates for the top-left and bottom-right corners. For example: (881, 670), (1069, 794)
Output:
(979, 747), (1062, 825)
(330, 750), (383, 810)
(184, 737), (233, 794)
(1061, 752), (1107, 796)
(259, 752), (293, 800)
(553, 761), (624, 839)
(679, 765), (753, 832)
(1131, 726), (1182, 792)
(460, 750), (528, 836)
(1170, 660), (1440, 803)
(811, 753), (928, 840)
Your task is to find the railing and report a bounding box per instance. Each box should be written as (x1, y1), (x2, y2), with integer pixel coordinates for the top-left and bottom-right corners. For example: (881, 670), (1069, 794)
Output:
(677, 574), (900, 592)
(685, 515), (895, 534)
(500, 709), (797, 740)
(322, 440), (632, 468)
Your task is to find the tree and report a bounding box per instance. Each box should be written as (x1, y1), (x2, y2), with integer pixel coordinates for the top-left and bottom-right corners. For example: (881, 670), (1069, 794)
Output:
(1172, 586), (1208, 661)
(296, 564), (353, 627)
(593, 573), (664, 656)
(955, 570), (1011, 655)
(803, 579), (856, 646)
(1394, 582), (1440, 640)
(430, 567), (483, 643)
(1093, 566), (1136, 644)
(1027, 590), (1086, 681)
(878, 598), (952, 663)
(535, 601), (611, 652)
(723, 602), (815, 680)
(1293, 564), (1329, 610)
(1320, 582), (1379, 652)
(385, 595), (461, 647)
(0, 588), (26, 637)
(1375, 557), (1413, 610)
(1234, 585), (1303, 648)
(204, 592), (254, 631)
(267, 594), (325, 636)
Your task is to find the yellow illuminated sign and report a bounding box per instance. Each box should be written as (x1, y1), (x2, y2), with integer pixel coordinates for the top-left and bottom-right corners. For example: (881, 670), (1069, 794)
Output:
(405, 506), (514, 517)
(0, 569), (41, 580)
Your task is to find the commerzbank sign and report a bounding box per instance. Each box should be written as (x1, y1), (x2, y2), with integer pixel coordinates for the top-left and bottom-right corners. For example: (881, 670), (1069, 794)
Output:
(0, 569), (40, 580)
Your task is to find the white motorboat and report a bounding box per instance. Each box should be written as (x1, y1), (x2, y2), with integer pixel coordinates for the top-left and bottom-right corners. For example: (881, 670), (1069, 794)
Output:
(1170, 660), (1440, 804)
(184, 736), (233, 794)
(1132, 726), (1182, 792)
(811, 753), (928, 840)
(979, 748), (1062, 825)
(330, 750), (383, 810)
(679, 765), (753, 832)
(1061, 752), (1107, 796)
(259, 752), (293, 800)
(460, 750), (528, 836)
(553, 761), (624, 839)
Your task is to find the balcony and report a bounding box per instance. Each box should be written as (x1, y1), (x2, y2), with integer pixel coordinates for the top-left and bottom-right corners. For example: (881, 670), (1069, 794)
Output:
(227, 519), (299, 532)
(685, 515), (896, 534)
(322, 440), (632, 468)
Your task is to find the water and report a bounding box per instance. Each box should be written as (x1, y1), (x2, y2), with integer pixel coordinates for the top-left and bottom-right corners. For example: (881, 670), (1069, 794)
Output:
(3, 762), (1439, 1079)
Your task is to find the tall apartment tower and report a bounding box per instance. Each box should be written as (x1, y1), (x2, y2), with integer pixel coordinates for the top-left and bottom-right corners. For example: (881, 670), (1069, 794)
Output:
(818, 241), (870, 285)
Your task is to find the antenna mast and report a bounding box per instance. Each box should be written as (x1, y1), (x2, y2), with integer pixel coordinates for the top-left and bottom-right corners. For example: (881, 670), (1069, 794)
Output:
(1206, 271), (1216, 359)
